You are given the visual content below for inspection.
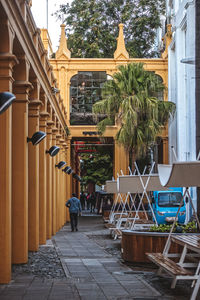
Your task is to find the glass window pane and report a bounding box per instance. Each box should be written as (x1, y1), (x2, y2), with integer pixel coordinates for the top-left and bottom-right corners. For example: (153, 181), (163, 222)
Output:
(70, 71), (108, 125)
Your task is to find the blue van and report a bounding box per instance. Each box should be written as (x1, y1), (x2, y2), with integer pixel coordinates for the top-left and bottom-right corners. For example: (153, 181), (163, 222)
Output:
(151, 187), (186, 225)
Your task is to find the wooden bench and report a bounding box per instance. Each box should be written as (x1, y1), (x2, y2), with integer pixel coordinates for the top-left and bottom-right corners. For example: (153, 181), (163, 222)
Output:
(147, 234), (200, 299)
(147, 252), (193, 277)
(171, 235), (200, 253)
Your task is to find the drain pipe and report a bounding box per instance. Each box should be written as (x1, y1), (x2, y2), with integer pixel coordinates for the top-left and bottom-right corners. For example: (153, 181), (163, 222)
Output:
(196, 0), (200, 215)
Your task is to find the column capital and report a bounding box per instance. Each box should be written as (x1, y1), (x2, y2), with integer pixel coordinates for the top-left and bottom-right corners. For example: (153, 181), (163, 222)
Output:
(29, 99), (43, 106)
(46, 121), (54, 135)
(52, 126), (58, 133)
(0, 53), (18, 87)
(28, 100), (43, 117)
(39, 112), (49, 130)
(0, 53), (18, 66)
(13, 80), (33, 103)
(47, 120), (54, 127)
(40, 111), (49, 119)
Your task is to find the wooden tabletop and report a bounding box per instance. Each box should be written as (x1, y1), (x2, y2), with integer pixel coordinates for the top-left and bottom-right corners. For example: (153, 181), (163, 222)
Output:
(171, 234), (200, 253)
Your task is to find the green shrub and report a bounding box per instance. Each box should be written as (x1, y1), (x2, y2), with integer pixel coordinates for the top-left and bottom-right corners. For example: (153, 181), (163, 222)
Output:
(149, 221), (198, 233)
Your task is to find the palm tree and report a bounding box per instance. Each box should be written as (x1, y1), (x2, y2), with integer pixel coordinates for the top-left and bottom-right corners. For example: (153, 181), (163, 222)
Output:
(93, 63), (175, 166)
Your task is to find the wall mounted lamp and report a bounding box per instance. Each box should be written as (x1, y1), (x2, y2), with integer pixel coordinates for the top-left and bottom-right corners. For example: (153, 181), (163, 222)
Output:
(51, 87), (60, 94)
(55, 161), (66, 169)
(62, 166), (72, 174)
(27, 131), (46, 145)
(0, 92), (16, 115)
(72, 173), (82, 182)
(46, 145), (60, 157)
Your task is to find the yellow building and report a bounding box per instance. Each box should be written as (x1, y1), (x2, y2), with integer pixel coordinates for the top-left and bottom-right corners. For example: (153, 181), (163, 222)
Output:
(0, 0), (169, 283)
(50, 23), (169, 196)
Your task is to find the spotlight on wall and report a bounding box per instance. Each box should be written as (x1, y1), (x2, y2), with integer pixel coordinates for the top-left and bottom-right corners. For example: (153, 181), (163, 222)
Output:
(46, 145), (60, 157)
(27, 131), (46, 145)
(62, 166), (72, 174)
(51, 87), (60, 94)
(0, 92), (16, 115)
(55, 161), (66, 169)
(72, 173), (82, 182)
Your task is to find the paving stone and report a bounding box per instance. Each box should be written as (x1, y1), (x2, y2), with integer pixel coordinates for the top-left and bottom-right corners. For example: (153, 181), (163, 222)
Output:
(8, 216), (178, 300)
(0, 296), (23, 300)
(75, 282), (100, 290)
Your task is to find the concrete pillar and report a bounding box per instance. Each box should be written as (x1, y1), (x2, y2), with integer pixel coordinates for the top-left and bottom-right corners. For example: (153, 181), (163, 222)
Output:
(63, 142), (68, 223)
(114, 140), (129, 202)
(59, 138), (65, 227)
(56, 132), (62, 230)
(114, 140), (129, 178)
(12, 72), (32, 263)
(163, 137), (168, 164)
(0, 20), (17, 283)
(65, 138), (71, 222)
(28, 81), (42, 251)
(52, 126), (58, 235)
(46, 120), (53, 239)
(39, 110), (49, 244)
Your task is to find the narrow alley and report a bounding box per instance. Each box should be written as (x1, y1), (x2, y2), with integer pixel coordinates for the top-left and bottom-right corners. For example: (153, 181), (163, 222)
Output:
(0, 215), (194, 300)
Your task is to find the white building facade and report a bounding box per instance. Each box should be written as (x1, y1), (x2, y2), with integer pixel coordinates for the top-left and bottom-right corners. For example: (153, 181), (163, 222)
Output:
(166, 0), (196, 217)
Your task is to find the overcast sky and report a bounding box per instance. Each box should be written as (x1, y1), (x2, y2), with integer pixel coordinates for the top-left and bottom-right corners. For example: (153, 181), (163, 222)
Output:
(31, 0), (72, 52)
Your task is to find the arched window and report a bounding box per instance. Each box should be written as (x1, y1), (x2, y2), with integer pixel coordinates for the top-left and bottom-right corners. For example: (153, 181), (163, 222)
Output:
(153, 74), (164, 101)
(70, 71), (110, 125)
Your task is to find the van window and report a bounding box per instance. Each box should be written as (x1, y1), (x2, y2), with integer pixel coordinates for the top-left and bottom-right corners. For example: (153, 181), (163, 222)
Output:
(158, 192), (183, 207)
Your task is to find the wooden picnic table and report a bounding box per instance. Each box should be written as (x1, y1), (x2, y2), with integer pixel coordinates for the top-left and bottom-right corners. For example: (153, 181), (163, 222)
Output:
(147, 233), (200, 300)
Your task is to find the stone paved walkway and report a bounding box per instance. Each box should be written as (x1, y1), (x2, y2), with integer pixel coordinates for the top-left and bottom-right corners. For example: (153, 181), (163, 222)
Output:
(54, 227), (161, 300)
(0, 215), (194, 299)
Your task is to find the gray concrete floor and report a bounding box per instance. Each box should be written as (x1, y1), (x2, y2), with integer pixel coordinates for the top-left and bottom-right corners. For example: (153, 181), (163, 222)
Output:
(0, 215), (198, 299)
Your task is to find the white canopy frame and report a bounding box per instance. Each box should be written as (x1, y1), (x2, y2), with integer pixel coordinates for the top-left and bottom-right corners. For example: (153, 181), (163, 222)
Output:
(117, 163), (162, 230)
(157, 161), (200, 255)
(115, 168), (139, 228)
(130, 162), (159, 230)
(105, 178), (129, 225)
(123, 165), (150, 230)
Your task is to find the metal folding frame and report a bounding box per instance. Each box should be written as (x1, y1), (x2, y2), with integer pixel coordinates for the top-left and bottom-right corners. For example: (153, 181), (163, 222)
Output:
(116, 166), (148, 230)
(118, 163), (162, 230)
(105, 179), (127, 225)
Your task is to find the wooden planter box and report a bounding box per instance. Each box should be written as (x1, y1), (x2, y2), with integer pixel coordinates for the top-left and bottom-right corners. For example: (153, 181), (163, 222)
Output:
(102, 210), (110, 218)
(121, 230), (183, 263)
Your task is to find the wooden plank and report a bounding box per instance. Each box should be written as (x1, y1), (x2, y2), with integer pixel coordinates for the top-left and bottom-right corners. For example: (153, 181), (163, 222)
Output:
(172, 235), (200, 252)
(146, 253), (193, 276)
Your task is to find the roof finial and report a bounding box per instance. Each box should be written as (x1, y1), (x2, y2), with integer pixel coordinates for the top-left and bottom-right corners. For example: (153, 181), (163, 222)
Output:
(56, 24), (71, 60)
(114, 24), (129, 60)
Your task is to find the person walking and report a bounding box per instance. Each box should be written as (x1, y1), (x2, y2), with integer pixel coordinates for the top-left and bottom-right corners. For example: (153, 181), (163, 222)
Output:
(90, 192), (96, 213)
(80, 192), (86, 210)
(86, 193), (91, 211)
(66, 193), (82, 232)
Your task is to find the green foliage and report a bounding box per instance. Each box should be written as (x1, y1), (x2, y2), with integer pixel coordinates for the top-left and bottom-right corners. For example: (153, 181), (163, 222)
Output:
(93, 63), (176, 159)
(80, 147), (113, 186)
(149, 221), (198, 233)
(55, 0), (165, 58)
